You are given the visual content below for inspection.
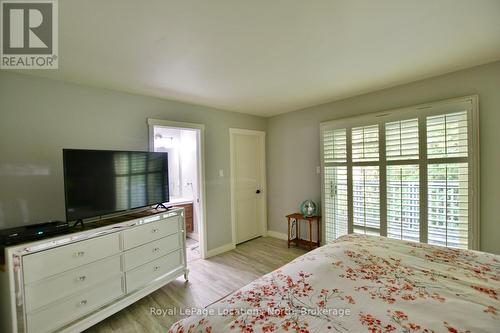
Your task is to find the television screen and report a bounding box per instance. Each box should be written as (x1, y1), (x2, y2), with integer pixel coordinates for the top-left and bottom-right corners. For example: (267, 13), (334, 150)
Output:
(63, 149), (169, 222)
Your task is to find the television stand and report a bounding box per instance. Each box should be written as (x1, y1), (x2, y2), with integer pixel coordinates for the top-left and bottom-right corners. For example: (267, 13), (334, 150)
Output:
(154, 203), (170, 210)
(73, 219), (84, 228)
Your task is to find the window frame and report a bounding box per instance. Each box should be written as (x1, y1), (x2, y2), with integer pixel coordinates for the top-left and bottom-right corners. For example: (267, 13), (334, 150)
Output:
(320, 95), (480, 250)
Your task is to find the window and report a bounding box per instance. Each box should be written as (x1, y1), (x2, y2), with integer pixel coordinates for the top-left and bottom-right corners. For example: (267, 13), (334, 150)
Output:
(320, 96), (479, 250)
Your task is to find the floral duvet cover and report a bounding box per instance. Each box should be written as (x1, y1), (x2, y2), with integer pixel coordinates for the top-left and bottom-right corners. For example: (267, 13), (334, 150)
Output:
(169, 234), (499, 333)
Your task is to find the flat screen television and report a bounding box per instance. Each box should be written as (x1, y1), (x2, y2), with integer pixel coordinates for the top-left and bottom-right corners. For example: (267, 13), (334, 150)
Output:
(63, 149), (169, 222)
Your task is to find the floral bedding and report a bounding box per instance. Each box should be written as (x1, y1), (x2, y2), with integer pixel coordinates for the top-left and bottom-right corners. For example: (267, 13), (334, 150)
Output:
(168, 234), (500, 333)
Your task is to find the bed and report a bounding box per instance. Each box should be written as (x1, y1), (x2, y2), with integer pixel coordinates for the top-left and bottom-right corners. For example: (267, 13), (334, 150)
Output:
(168, 234), (499, 333)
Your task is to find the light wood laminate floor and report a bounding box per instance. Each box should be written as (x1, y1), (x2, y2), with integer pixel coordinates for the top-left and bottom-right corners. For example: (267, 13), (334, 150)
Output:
(85, 237), (307, 333)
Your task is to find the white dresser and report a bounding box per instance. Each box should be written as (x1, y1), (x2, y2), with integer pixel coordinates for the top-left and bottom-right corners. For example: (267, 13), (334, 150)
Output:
(0, 208), (188, 333)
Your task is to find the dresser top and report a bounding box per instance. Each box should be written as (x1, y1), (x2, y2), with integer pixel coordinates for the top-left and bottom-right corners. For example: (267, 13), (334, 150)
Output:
(0, 207), (183, 267)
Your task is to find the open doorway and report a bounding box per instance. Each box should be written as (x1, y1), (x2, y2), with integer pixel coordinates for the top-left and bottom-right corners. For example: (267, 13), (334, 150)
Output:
(148, 119), (207, 261)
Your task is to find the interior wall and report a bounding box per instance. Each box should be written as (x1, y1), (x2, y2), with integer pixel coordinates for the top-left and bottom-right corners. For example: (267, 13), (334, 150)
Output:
(267, 60), (500, 254)
(0, 72), (266, 251)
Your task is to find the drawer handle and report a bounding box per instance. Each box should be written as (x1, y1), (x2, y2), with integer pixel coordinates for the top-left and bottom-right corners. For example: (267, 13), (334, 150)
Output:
(152, 228), (159, 233)
(78, 276), (87, 282)
(153, 247), (160, 253)
(74, 251), (85, 257)
(79, 300), (88, 306)
(154, 266), (160, 271)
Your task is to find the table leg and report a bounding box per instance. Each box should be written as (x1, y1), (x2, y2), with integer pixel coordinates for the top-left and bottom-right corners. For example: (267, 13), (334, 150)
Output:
(317, 217), (321, 247)
(309, 220), (312, 250)
(287, 217), (290, 248)
(297, 218), (300, 245)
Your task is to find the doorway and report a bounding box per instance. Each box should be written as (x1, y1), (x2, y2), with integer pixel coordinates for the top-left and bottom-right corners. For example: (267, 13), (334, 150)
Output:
(148, 119), (207, 261)
(230, 129), (267, 245)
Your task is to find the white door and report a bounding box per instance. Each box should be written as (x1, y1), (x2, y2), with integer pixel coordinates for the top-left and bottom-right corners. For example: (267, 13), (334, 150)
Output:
(230, 129), (266, 244)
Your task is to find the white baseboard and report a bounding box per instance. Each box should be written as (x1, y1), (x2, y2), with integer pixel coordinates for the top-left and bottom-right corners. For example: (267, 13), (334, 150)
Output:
(266, 230), (288, 240)
(206, 243), (236, 258)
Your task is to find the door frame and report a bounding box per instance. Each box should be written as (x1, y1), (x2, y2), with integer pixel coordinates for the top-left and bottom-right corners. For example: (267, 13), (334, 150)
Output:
(147, 119), (208, 259)
(229, 128), (267, 246)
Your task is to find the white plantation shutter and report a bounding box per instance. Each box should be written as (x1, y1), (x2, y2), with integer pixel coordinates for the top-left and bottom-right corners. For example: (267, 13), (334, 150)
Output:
(428, 163), (469, 248)
(387, 165), (420, 241)
(427, 109), (470, 248)
(320, 96), (478, 250)
(323, 128), (347, 163)
(322, 128), (348, 242)
(427, 111), (468, 158)
(352, 125), (379, 162)
(386, 118), (419, 160)
(353, 166), (380, 235)
(324, 166), (348, 240)
(386, 118), (420, 242)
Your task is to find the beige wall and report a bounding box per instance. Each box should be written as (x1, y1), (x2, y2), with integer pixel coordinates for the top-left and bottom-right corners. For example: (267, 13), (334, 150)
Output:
(267, 61), (500, 254)
(0, 72), (266, 251)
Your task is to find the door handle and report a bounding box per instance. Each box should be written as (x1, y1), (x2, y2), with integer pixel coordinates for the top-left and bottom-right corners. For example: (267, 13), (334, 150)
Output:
(256, 189), (261, 194)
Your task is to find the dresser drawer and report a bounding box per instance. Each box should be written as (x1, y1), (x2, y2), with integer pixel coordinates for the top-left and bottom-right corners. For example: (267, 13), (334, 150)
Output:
(25, 255), (122, 312)
(126, 249), (182, 293)
(123, 216), (179, 250)
(27, 277), (124, 333)
(23, 233), (120, 284)
(123, 233), (180, 271)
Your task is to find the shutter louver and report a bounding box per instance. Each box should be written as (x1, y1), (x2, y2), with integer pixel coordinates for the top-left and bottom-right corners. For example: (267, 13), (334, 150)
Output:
(353, 166), (380, 235)
(387, 165), (420, 241)
(352, 125), (379, 162)
(427, 111), (468, 158)
(386, 118), (419, 160)
(428, 163), (469, 249)
(324, 166), (348, 241)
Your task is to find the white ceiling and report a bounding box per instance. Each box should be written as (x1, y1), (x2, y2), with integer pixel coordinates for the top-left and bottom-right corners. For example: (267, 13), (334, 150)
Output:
(24, 0), (500, 117)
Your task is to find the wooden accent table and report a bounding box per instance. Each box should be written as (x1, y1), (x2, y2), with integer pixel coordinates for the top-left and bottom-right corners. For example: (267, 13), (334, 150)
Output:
(286, 213), (321, 250)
